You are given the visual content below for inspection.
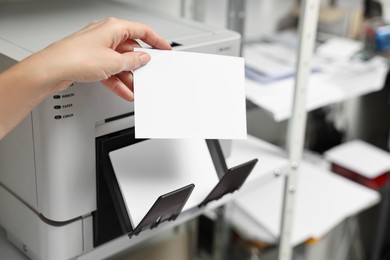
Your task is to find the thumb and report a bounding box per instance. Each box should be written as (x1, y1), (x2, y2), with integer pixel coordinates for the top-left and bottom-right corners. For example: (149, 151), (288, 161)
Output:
(122, 51), (151, 71)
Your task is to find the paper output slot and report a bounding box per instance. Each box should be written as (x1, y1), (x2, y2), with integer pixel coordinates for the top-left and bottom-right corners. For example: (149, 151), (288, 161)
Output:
(97, 128), (258, 240)
(170, 41), (182, 47)
(94, 127), (146, 246)
(109, 138), (220, 229)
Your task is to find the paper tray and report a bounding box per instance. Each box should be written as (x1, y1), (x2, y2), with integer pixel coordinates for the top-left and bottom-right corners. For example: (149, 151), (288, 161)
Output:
(97, 127), (258, 239)
(126, 158), (258, 239)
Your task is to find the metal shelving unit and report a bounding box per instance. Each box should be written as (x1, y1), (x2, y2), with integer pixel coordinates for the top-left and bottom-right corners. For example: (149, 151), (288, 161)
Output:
(226, 0), (321, 259)
(278, 0), (320, 259)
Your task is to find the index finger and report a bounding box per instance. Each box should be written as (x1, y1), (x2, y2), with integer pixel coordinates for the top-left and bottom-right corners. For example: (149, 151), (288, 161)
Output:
(109, 18), (172, 50)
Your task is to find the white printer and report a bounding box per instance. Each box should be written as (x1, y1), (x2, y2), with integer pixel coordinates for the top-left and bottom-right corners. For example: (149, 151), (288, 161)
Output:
(0, 0), (243, 259)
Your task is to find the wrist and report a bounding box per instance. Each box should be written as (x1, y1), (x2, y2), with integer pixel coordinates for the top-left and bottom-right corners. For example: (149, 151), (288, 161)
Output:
(32, 47), (74, 94)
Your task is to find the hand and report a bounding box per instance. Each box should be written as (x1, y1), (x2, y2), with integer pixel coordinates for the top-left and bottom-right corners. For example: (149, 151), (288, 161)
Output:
(38, 17), (172, 101)
(1, 17), (170, 139)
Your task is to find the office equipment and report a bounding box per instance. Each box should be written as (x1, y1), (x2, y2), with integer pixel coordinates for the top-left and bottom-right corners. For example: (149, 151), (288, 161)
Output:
(133, 48), (246, 139)
(0, 1), (247, 259)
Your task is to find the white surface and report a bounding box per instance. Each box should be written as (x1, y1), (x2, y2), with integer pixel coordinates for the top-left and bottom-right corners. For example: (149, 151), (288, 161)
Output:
(325, 140), (390, 179)
(229, 162), (380, 246)
(133, 48), (247, 139)
(109, 139), (219, 228)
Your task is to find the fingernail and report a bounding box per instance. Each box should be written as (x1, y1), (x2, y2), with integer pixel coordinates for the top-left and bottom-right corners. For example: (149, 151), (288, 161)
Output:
(140, 53), (151, 65)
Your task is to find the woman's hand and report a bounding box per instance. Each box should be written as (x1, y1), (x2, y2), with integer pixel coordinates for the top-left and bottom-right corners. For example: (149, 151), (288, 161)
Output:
(38, 17), (172, 101)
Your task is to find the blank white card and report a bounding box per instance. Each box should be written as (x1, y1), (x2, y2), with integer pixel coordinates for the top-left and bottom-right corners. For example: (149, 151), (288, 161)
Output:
(133, 48), (247, 139)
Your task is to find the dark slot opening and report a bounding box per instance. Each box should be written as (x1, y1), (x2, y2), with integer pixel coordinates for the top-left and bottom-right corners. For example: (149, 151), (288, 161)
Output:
(170, 41), (182, 47)
(93, 127), (146, 247)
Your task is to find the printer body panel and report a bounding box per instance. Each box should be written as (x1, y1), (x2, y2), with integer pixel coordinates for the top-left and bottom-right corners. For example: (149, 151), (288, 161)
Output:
(0, 0), (221, 60)
(0, 115), (38, 210)
(33, 83), (134, 221)
(0, 185), (84, 260)
(173, 31), (241, 56)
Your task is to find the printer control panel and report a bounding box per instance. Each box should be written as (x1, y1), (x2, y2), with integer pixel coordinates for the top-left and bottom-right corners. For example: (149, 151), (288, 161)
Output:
(52, 83), (75, 120)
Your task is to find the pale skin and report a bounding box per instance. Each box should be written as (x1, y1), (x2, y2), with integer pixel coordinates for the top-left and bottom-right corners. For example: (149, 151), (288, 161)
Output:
(0, 17), (171, 140)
